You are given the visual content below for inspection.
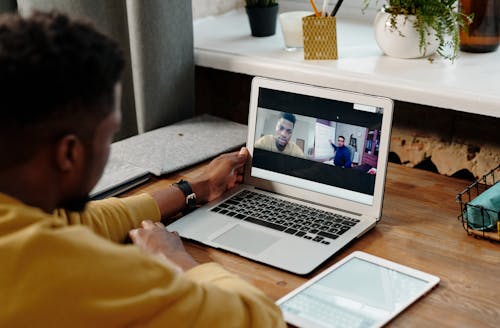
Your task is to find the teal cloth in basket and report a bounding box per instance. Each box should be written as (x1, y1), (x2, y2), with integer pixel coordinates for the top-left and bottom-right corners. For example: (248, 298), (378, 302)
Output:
(464, 181), (500, 230)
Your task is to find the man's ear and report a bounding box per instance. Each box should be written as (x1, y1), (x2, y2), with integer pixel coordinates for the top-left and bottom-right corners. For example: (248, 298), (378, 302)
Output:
(55, 134), (84, 172)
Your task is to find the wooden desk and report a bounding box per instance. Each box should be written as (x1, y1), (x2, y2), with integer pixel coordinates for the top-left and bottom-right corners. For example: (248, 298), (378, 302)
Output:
(127, 163), (500, 327)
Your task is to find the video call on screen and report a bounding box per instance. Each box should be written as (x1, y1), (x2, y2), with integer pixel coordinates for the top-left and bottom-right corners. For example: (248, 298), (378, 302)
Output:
(252, 88), (383, 197)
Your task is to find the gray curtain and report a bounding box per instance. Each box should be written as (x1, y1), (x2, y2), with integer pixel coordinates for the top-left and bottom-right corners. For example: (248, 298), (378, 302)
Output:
(7, 0), (194, 140)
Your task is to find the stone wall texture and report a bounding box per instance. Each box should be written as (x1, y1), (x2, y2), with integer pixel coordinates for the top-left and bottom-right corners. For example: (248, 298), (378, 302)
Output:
(195, 67), (500, 181)
(390, 103), (500, 179)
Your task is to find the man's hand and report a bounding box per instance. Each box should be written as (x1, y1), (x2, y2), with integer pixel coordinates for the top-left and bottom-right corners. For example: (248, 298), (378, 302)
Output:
(190, 147), (248, 203)
(129, 220), (198, 271)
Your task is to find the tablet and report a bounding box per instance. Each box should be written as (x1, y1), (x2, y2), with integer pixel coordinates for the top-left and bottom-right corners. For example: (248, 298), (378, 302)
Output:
(276, 251), (439, 328)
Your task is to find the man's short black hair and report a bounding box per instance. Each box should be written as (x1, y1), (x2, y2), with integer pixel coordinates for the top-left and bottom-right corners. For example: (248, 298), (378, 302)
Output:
(0, 11), (125, 166)
(280, 112), (296, 126)
(338, 136), (345, 141)
(0, 11), (124, 126)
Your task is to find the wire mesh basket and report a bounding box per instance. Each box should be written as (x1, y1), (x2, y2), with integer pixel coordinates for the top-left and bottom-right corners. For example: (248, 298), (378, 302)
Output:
(456, 164), (500, 242)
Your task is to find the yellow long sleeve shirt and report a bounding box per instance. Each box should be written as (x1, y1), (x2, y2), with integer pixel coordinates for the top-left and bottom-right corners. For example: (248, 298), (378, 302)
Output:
(0, 192), (285, 327)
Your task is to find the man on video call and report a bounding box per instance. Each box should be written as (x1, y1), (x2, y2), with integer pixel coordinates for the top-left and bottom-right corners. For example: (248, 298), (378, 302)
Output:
(255, 112), (305, 158)
(0, 11), (284, 327)
(329, 136), (352, 168)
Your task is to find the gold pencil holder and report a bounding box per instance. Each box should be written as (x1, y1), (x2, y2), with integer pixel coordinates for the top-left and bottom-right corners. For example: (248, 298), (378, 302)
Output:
(302, 15), (338, 60)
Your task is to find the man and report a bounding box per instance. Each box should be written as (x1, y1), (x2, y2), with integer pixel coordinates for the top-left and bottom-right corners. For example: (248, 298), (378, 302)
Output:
(329, 136), (352, 168)
(255, 112), (305, 157)
(0, 12), (284, 327)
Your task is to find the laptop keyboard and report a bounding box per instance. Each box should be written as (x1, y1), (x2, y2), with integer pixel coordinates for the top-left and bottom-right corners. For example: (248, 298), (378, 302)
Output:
(210, 190), (360, 245)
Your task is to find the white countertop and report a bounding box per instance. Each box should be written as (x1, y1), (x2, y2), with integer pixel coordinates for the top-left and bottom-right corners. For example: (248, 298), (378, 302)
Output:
(194, 8), (500, 118)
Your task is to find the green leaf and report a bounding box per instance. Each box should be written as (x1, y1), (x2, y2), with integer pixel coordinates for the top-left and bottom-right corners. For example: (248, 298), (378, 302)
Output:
(362, 0), (473, 61)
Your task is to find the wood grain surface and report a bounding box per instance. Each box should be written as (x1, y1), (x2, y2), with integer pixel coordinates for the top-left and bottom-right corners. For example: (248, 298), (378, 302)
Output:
(126, 163), (500, 327)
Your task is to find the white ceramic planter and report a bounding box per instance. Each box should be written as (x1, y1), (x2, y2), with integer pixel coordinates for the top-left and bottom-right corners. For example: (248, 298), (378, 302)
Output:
(374, 11), (439, 59)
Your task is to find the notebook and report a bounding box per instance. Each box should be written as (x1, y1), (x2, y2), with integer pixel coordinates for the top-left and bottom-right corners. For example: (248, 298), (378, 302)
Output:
(90, 114), (247, 199)
(89, 151), (150, 200)
(167, 77), (393, 275)
(109, 114), (247, 176)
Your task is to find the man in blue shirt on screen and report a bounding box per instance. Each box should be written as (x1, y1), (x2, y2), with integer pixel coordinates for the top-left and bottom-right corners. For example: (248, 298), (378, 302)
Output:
(329, 136), (352, 168)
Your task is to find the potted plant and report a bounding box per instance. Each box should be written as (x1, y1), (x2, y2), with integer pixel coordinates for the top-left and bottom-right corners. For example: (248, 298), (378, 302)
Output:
(245, 0), (279, 37)
(362, 0), (473, 61)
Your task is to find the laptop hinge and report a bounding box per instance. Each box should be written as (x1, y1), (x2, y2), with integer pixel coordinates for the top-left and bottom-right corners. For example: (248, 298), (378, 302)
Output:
(254, 187), (362, 217)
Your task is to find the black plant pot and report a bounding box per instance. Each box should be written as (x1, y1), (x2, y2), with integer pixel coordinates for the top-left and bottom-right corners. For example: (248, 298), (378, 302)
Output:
(245, 4), (279, 37)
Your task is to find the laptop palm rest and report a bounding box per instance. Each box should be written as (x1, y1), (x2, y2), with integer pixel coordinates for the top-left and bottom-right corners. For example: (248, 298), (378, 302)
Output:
(212, 225), (279, 255)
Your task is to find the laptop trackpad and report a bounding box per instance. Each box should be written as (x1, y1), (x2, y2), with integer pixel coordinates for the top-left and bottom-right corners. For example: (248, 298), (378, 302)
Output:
(212, 225), (279, 255)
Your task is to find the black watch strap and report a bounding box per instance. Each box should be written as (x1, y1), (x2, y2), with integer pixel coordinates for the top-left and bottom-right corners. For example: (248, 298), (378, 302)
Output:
(174, 179), (197, 211)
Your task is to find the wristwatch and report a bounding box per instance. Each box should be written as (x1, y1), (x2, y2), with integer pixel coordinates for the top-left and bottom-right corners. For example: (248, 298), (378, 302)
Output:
(174, 179), (197, 212)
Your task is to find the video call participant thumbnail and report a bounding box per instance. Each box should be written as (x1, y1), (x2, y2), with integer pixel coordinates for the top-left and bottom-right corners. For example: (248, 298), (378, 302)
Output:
(329, 136), (352, 168)
(255, 112), (305, 158)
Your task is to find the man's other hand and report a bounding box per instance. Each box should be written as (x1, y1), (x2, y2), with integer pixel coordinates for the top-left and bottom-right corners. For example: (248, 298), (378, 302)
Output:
(129, 220), (198, 271)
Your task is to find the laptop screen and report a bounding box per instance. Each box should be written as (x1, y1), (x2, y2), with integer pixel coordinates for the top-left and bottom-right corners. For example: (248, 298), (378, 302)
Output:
(251, 88), (384, 205)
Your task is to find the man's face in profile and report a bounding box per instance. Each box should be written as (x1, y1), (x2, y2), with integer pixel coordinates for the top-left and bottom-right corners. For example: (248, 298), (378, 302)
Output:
(275, 118), (294, 147)
(337, 137), (345, 147)
(59, 84), (122, 212)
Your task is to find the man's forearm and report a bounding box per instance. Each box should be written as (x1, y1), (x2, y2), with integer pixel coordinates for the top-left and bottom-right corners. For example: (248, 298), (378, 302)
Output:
(148, 176), (211, 219)
(149, 185), (186, 219)
(148, 149), (246, 219)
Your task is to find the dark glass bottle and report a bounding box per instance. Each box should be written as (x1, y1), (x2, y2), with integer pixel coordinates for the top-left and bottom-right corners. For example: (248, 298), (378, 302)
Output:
(459, 0), (499, 53)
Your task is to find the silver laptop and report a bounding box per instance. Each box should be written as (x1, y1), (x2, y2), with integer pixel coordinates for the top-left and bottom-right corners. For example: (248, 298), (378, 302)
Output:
(167, 77), (393, 275)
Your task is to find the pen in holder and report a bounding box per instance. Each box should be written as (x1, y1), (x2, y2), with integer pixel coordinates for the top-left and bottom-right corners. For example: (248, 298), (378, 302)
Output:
(302, 14), (338, 60)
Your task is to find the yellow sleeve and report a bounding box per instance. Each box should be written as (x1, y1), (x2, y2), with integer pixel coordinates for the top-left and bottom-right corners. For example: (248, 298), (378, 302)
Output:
(255, 135), (273, 151)
(54, 193), (161, 243)
(12, 226), (285, 328)
(292, 143), (306, 158)
(183, 263), (286, 327)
